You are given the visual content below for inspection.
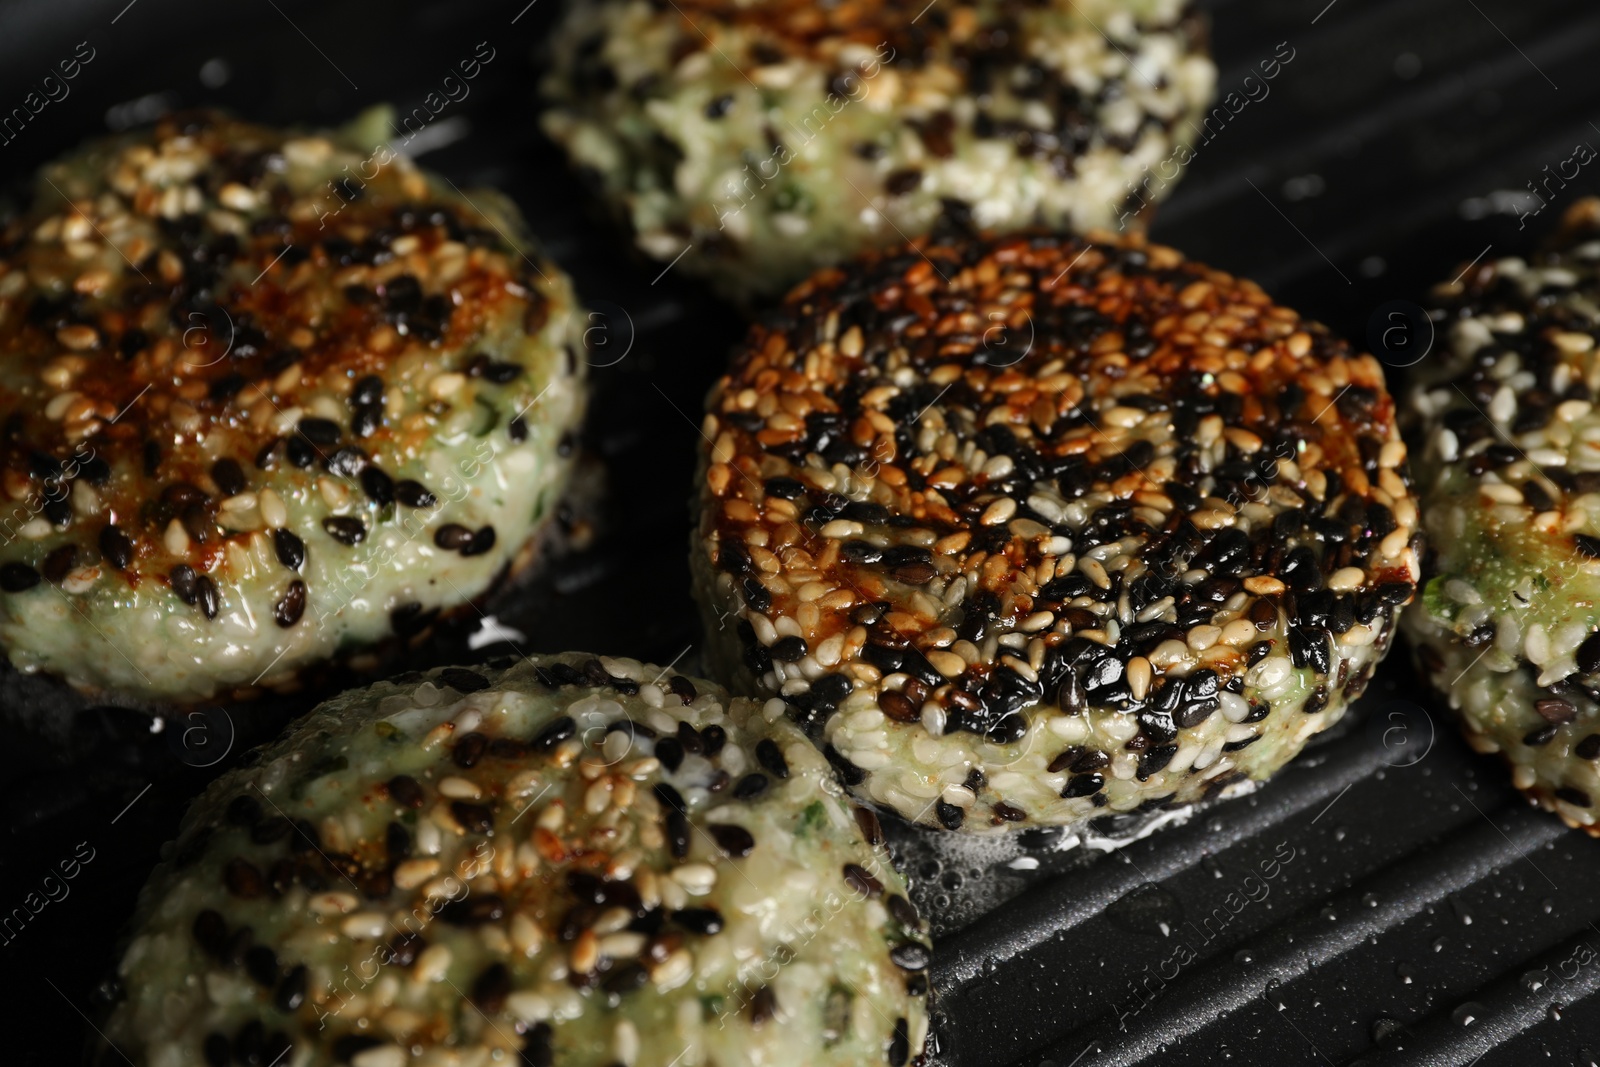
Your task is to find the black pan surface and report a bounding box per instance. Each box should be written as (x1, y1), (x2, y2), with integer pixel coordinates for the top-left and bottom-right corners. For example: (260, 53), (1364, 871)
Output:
(2, 1), (1599, 1063)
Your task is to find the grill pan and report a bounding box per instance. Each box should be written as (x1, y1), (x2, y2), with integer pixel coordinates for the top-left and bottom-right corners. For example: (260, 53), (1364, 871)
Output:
(2, 0), (1600, 1063)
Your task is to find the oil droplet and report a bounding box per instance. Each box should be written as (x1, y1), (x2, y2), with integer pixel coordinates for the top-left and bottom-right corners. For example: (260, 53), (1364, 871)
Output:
(1371, 1017), (1406, 1044)
(1234, 948), (1255, 966)
(1550, 1003), (1564, 1023)
(1321, 906), (1339, 922)
(1452, 1002), (1484, 1026)
(1432, 936), (1449, 953)
(1332, 826), (1348, 842)
(1451, 897), (1474, 926)
(1521, 970), (1548, 993)
(1541, 897), (1555, 915)
(1362, 892), (1380, 908)
(1395, 962), (1414, 985)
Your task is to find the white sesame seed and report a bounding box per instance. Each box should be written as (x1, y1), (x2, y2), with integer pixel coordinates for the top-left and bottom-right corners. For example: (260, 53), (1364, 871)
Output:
(392, 858), (440, 889)
(980, 497), (1017, 525)
(1127, 656), (1152, 700)
(309, 891), (359, 916)
(340, 912), (388, 940)
(351, 1046), (406, 1067)
(1327, 567), (1366, 592)
(413, 944), (452, 983)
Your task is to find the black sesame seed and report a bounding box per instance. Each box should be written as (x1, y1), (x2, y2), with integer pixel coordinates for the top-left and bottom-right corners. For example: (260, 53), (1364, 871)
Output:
(889, 942), (930, 971)
(843, 863), (883, 898)
(387, 931), (425, 968)
(0, 562), (40, 592)
(396, 479), (437, 508)
(234, 1020), (264, 1067)
(1523, 724), (1558, 747)
(756, 739), (790, 778)
(534, 715), (577, 752)
(701, 724), (726, 756)
(1577, 734), (1600, 761)
(826, 744), (867, 785)
(1062, 773), (1104, 797)
(451, 801), (494, 835)
(387, 775), (425, 808)
(434, 523), (473, 550)
(384, 821), (412, 862)
(1288, 627), (1330, 674)
(770, 635), (808, 661)
(889, 1018), (910, 1067)
(170, 564), (200, 605)
(1556, 786), (1592, 808)
(673, 907), (724, 934)
(195, 575), (220, 619)
(272, 528), (305, 571)
(750, 985), (778, 1027)
(273, 579), (306, 627)
(1577, 534), (1600, 559)
(668, 674), (698, 705)
(322, 516), (366, 545)
(285, 435), (315, 468)
(1136, 745), (1178, 780)
(462, 525), (497, 556)
(243, 944), (279, 987)
(360, 466), (394, 505)
(1578, 632), (1600, 675)
(709, 823), (755, 858)
(331, 1035), (383, 1062)
(855, 805), (884, 846)
(297, 417), (340, 445)
(440, 667), (491, 692)
(888, 895), (921, 931)
(665, 809), (691, 858)
(705, 93), (734, 118)
(193, 909), (227, 957)
(508, 415), (528, 441)
(453, 732), (488, 768)
(211, 458), (248, 497)
(41, 544), (75, 583)
(1047, 747), (1084, 773)
(1536, 698), (1577, 724)
(439, 893), (507, 927)
(472, 962), (512, 1012)
(655, 736), (685, 772)
(274, 964), (307, 1012)
(99, 525), (134, 569)
(733, 773), (769, 800)
(935, 801), (965, 829)
(351, 375), (384, 407)
(521, 1023), (554, 1067)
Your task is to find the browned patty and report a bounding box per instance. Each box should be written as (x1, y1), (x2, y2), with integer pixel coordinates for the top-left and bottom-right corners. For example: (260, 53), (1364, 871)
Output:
(693, 231), (1420, 830)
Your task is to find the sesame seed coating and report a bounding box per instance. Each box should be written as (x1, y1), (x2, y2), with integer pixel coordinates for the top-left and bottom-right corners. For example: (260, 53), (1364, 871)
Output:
(1404, 198), (1600, 834)
(100, 654), (930, 1067)
(0, 111), (585, 704)
(693, 230), (1420, 831)
(541, 0), (1215, 300)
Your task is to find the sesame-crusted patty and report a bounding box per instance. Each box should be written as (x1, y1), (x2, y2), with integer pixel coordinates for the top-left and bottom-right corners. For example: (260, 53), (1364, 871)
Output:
(0, 111), (585, 705)
(692, 231), (1421, 831)
(541, 0), (1215, 300)
(1403, 199), (1600, 834)
(98, 654), (931, 1067)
